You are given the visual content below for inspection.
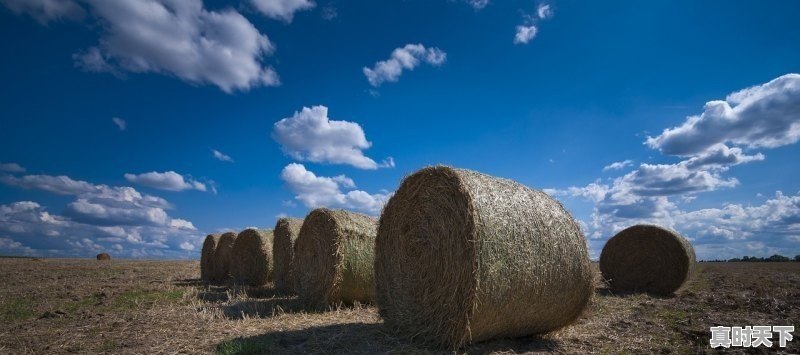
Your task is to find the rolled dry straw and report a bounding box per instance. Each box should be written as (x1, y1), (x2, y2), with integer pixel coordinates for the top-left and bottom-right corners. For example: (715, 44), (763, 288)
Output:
(294, 208), (377, 308)
(200, 233), (221, 281)
(375, 166), (594, 348)
(96, 253), (111, 261)
(230, 229), (274, 286)
(600, 224), (695, 295)
(211, 231), (237, 283)
(273, 217), (303, 293)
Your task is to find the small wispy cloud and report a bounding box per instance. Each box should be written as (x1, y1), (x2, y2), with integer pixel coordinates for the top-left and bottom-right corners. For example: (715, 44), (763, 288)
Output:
(112, 117), (126, 131)
(212, 149), (234, 163)
(603, 160), (634, 171)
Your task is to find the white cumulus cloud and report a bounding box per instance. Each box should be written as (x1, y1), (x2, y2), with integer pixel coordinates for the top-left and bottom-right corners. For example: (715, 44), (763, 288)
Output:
(647, 73), (800, 156)
(124, 171), (207, 192)
(514, 25), (538, 44)
(273, 105), (391, 169)
(68, 0), (279, 93)
(363, 44), (447, 87)
(250, 0), (315, 22)
(280, 163), (390, 215)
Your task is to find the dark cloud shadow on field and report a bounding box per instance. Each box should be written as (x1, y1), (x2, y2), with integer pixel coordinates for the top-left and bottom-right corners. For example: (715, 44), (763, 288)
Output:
(215, 322), (561, 354)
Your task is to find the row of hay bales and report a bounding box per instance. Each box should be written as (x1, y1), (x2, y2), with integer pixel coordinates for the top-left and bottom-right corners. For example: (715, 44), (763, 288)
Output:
(199, 165), (695, 349)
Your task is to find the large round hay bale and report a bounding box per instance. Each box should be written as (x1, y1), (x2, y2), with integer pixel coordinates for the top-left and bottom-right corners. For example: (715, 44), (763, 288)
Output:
(96, 253), (111, 261)
(230, 229), (274, 286)
(273, 217), (304, 293)
(211, 232), (237, 283)
(294, 208), (377, 308)
(200, 233), (221, 281)
(600, 224), (695, 295)
(375, 166), (594, 348)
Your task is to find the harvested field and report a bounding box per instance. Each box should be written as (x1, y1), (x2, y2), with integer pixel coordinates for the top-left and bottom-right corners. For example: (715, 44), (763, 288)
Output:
(0, 258), (797, 354)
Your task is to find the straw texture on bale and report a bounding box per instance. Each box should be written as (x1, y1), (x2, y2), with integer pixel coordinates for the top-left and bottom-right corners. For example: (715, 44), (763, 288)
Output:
(96, 253), (111, 261)
(294, 208), (377, 308)
(273, 217), (304, 293)
(600, 224), (695, 295)
(211, 232), (237, 283)
(200, 234), (221, 281)
(230, 229), (274, 286)
(375, 166), (594, 348)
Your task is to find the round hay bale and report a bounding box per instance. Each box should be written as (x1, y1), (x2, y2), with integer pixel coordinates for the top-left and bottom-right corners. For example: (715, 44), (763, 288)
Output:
(375, 166), (594, 348)
(200, 233), (221, 281)
(600, 224), (695, 295)
(96, 253), (111, 261)
(294, 208), (378, 308)
(273, 217), (304, 293)
(230, 229), (274, 286)
(211, 231), (237, 283)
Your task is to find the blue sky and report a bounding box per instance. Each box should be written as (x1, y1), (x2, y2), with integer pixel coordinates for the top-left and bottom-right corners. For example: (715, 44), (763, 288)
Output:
(1, 0), (799, 260)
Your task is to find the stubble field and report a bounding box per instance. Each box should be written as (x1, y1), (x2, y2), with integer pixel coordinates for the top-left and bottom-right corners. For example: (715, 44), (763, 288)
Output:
(0, 258), (797, 354)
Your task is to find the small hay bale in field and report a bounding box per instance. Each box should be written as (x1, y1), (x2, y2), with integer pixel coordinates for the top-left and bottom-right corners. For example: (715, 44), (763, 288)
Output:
(211, 232), (237, 283)
(375, 166), (594, 348)
(230, 229), (274, 286)
(96, 253), (111, 261)
(200, 234), (221, 281)
(600, 224), (695, 295)
(294, 208), (377, 308)
(273, 217), (304, 293)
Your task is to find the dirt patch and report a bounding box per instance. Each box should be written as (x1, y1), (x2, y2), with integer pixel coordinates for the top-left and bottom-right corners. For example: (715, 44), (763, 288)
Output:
(0, 259), (797, 354)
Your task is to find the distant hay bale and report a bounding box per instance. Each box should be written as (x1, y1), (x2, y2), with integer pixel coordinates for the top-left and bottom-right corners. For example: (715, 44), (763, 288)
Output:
(211, 232), (237, 283)
(600, 224), (695, 295)
(96, 253), (111, 261)
(230, 229), (274, 286)
(200, 234), (221, 281)
(273, 217), (304, 293)
(375, 166), (594, 348)
(294, 208), (378, 308)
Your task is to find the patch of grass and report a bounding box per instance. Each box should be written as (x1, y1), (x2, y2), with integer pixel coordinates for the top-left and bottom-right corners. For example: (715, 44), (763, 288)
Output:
(685, 266), (709, 293)
(113, 289), (184, 310)
(64, 293), (104, 314)
(215, 338), (275, 355)
(657, 308), (689, 327)
(1, 298), (36, 321)
(99, 339), (119, 352)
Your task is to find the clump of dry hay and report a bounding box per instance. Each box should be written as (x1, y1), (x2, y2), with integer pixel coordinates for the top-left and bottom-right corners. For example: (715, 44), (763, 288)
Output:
(200, 234), (221, 281)
(375, 166), (594, 349)
(294, 208), (378, 308)
(211, 232), (237, 283)
(273, 217), (304, 293)
(230, 229), (274, 286)
(600, 224), (695, 295)
(96, 253), (111, 261)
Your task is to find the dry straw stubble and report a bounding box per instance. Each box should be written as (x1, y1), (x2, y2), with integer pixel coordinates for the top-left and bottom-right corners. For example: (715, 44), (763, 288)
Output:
(211, 231), (237, 283)
(230, 229), (274, 286)
(294, 208), (377, 308)
(375, 166), (594, 348)
(273, 217), (304, 292)
(600, 224), (696, 295)
(200, 233), (221, 281)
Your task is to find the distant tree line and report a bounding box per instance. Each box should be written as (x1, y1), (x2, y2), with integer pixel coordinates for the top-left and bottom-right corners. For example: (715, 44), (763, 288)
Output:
(701, 255), (800, 262)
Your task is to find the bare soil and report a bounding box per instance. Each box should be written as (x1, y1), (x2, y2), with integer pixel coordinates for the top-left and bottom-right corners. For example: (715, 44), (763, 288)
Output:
(0, 258), (797, 354)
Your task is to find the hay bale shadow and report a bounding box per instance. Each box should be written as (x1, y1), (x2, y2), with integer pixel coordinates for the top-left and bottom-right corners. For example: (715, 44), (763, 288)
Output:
(595, 286), (675, 299)
(216, 323), (560, 354)
(172, 278), (205, 287)
(218, 296), (305, 320)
